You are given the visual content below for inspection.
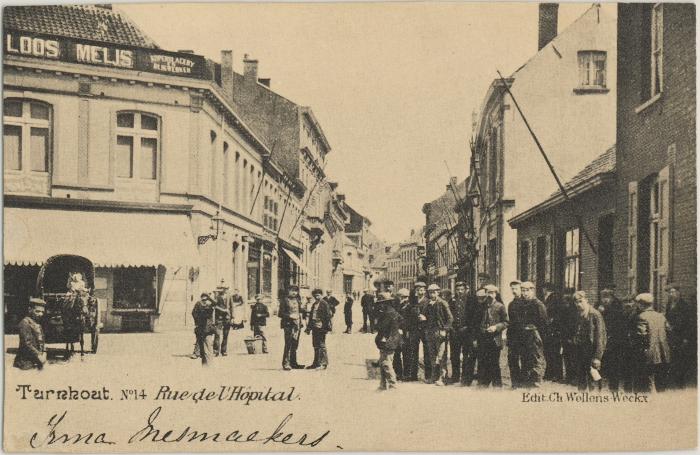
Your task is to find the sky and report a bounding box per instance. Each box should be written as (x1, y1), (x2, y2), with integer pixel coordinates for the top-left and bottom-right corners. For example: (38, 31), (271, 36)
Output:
(118, 2), (611, 243)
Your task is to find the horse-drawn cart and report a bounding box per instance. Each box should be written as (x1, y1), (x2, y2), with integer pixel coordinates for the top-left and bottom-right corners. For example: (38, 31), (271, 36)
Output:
(36, 255), (101, 357)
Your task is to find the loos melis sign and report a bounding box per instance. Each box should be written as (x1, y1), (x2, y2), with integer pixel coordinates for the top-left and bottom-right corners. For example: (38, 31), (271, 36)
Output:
(4, 30), (206, 79)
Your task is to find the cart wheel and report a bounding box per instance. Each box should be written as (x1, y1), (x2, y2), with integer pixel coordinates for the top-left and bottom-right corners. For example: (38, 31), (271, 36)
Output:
(91, 329), (99, 354)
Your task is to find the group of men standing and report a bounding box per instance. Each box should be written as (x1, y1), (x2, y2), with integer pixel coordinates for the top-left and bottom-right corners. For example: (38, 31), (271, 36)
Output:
(191, 282), (247, 365)
(538, 282), (697, 392)
(278, 286), (335, 370)
(370, 278), (697, 393)
(373, 279), (509, 390)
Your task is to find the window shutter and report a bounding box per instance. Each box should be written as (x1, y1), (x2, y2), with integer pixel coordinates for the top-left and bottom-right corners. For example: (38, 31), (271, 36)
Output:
(529, 240), (536, 283)
(544, 235), (552, 283)
(627, 181), (638, 295)
(658, 165), (671, 311)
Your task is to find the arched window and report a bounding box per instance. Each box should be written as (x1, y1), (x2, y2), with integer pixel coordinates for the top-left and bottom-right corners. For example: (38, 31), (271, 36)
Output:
(116, 111), (159, 180)
(3, 99), (51, 173)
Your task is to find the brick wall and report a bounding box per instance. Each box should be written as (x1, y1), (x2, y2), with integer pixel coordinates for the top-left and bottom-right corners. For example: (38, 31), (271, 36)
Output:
(231, 72), (301, 179)
(512, 183), (615, 307)
(615, 4), (697, 298)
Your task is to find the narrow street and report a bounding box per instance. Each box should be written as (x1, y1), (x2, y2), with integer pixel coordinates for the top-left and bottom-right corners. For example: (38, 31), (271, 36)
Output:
(4, 317), (696, 452)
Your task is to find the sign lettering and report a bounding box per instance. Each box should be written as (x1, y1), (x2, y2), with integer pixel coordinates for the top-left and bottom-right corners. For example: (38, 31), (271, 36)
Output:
(4, 30), (206, 79)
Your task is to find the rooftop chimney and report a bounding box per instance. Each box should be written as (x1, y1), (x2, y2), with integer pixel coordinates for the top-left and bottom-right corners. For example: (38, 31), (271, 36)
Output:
(220, 50), (234, 102)
(538, 3), (559, 51)
(243, 54), (258, 81)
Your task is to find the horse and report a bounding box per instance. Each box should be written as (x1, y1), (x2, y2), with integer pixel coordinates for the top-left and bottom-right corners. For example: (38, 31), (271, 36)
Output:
(61, 291), (94, 358)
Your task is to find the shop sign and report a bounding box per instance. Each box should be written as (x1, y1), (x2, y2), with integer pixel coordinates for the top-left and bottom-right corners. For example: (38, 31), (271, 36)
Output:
(5, 29), (207, 79)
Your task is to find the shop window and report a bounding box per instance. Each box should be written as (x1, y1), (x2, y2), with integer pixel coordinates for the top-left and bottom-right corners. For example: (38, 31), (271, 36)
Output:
(113, 267), (157, 310)
(115, 111), (159, 181)
(262, 252), (272, 294)
(3, 99), (51, 173)
(564, 228), (581, 290)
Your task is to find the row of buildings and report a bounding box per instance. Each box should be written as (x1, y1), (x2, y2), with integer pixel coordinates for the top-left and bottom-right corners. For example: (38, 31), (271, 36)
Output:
(2, 4), (386, 332)
(423, 3), (695, 309)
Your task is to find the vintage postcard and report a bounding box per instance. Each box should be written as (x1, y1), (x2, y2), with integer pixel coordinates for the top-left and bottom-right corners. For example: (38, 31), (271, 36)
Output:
(2, 1), (697, 452)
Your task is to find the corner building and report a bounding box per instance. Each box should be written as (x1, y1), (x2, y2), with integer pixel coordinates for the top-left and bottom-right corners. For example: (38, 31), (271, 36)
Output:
(2, 5), (293, 331)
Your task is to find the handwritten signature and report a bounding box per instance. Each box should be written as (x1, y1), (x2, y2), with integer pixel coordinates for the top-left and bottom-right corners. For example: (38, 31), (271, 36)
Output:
(30, 407), (332, 449)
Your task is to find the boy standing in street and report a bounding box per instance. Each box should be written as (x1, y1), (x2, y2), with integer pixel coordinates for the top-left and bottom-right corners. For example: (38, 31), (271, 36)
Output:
(250, 294), (270, 354)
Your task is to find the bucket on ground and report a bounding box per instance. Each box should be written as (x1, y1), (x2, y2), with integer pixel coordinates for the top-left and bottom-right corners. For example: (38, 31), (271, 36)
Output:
(244, 336), (264, 354)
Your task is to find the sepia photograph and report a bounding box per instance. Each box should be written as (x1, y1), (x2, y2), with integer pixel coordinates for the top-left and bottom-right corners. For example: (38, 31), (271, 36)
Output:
(2, 1), (697, 452)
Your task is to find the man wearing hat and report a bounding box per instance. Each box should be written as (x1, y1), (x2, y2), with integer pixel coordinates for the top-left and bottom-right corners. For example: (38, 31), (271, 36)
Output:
(632, 293), (671, 392)
(14, 298), (47, 370)
(509, 281), (547, 388)
(343, 291), (354, 334)
(213, 281), (233, 357)
(360, 289), (375, 333)
(665, 283), (697, 388)
(392, 288), (411, 380)
(278, 285), (305, 370)
(191, 292), (217, 366)
(404, 281), (430, 381)
(375, 291), (403, 390)
(424, 284), (454, 385)
(306, 289), (332, 369)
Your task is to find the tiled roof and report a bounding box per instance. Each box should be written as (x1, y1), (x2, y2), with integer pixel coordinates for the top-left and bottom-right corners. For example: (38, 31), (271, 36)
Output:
(509, 146), (615, 226)
(549, 145), (615, 198)
(4, 5), (159, 49)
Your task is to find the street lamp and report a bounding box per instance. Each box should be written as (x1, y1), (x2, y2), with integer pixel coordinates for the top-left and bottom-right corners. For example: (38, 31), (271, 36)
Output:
(209, 211), (226, 240)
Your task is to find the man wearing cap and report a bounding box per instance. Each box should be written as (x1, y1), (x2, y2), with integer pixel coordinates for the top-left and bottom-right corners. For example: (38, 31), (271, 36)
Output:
(278, 285), (305, 370)
(665, 283), (697, 388)
(306, 289), (332, 369)
(632, 293), (671, 392)
(192, 292), (216, 366)
(360, 289), (375, 333)
(14, 298), (47, 370)
(477, 286), (509, 387)
(571, 291), (607, 390)
(375, 292), (403, 390)
(509, 281), (547, 388)
(404, 281), (430, 381)
(449, 282), (476, 385)
(423, 284), (454, 385)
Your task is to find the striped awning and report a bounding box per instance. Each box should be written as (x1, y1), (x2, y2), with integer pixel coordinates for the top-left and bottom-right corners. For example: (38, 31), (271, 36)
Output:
(281, 247), (311, 277)
(4, 207), (200, 267)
